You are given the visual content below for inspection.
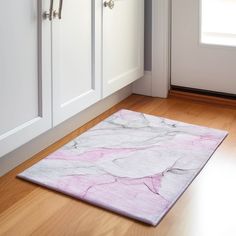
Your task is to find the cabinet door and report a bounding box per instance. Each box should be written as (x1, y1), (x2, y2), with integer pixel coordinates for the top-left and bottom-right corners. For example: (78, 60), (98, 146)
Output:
(0, 0), (52, 157)
(52, 0), (102, 126)
(103, 0), (144, 97)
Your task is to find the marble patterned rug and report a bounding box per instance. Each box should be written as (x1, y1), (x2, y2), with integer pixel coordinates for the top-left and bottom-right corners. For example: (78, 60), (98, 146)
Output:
(18, 109), (228, 226)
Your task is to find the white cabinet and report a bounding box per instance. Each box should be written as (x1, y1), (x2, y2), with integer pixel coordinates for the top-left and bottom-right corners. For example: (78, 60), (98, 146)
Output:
(0, 0), (52, 157)
(52, 0), (102, 125)
(0, 0), (144, 157)
(103, 0), (144, 97)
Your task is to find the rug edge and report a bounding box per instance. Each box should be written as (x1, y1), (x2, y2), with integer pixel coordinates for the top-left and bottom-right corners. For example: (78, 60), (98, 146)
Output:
(16, 174), (156, 226)
(152, 131), (228, 226)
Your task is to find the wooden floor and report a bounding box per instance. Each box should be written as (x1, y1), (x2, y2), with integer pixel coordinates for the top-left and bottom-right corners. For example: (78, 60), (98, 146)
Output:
(1, 94), (236, 236)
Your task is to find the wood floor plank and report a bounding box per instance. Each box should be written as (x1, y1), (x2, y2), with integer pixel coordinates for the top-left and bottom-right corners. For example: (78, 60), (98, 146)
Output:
(1, 94), (236, 236)
(0, 189), (70, 236)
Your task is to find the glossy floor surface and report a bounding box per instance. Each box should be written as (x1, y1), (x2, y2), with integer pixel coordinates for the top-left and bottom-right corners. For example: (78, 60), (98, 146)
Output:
(1, 94), (236, 236)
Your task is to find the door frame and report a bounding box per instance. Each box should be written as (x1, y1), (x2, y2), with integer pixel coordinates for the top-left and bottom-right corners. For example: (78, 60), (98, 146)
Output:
(151, 0), (171, 98)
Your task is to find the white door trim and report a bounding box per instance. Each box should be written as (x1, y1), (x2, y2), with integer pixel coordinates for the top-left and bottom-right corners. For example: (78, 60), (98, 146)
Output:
(151, 0), (171, 98)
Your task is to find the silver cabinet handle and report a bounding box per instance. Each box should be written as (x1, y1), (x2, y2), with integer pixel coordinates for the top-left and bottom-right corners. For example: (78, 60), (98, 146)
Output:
(58, 0), (63, 19)
(43, 0), (54, 21)
(54, 0), (63, 19)
(104, 0), (115, 9)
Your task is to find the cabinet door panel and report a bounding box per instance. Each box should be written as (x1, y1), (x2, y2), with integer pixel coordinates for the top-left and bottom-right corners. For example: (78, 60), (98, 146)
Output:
(103, 0), (144, 97)
(0, 0), (51, 157)
(53, 0), (102, 125)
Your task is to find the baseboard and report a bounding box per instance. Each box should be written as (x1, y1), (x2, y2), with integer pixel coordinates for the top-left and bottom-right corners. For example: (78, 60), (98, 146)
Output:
(132, 71), (152, 96)
(169, 89), (236, 107)
(0, 85), (132, 177)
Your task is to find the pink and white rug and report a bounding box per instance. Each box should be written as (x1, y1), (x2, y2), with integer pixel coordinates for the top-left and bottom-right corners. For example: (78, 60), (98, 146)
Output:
(18, 109), (228, 226)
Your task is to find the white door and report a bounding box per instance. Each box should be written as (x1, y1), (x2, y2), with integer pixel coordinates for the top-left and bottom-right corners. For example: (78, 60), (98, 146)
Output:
(52, 0), (102, 125)
(0, 0), (52, 157)
(103, 0), (144, 97)
(171, 0), (236, 94)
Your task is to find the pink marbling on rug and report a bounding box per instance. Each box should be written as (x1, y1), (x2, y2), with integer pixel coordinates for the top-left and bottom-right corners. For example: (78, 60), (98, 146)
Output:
(18, 109), (228, 226)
